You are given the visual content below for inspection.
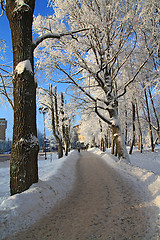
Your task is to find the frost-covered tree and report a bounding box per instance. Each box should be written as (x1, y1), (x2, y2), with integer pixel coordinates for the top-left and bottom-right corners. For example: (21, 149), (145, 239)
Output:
(37, 86), (63, 158)
(33, 0), (157, 161)
(37, 85), (72, 158)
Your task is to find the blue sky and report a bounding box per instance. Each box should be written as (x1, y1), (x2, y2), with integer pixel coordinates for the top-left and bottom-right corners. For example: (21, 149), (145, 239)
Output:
(0, 1), (58, 140)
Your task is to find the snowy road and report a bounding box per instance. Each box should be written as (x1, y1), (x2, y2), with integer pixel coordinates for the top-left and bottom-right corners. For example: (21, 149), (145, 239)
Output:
(8, 152), (155, 239)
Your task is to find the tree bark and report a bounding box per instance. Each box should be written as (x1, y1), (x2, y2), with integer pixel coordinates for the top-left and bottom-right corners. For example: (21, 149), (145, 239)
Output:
(136, 101), (143, 153)
(144, 88), (154, 152)
(49, 85), (63, 158)
(124, 102), (128, 145)
(148, 87), (160, 142)
(6, 0), (39, 195)
(99, 120), (105, 152)
(61, 92), (69, 156)
(109, 103), (129, 161)
(96, 103), (129, 161)
(107, 127), (111, 148)
(129, 102), (136, 155)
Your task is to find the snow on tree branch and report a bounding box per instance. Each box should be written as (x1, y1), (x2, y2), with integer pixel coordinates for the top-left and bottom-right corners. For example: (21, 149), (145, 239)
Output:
(32, 28), (89, 51)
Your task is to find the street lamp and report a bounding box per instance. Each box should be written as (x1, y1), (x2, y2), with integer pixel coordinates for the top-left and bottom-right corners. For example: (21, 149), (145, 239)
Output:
(39, 107), (48, 160)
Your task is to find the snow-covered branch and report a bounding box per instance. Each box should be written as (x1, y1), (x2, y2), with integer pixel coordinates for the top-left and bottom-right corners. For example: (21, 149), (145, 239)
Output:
(32, 28), (89, 51)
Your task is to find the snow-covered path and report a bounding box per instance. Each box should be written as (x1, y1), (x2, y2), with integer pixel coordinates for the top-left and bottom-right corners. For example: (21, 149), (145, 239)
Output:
(8, 152), (157, 239)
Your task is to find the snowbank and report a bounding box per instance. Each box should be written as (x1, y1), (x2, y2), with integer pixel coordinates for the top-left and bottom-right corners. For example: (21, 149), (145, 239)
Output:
(0, 151), (79, 239)
(0, 147), (160, 238)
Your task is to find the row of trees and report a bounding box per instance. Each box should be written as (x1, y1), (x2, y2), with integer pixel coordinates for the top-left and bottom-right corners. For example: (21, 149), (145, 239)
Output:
(0, 0), (159, 194)
(79, 83), (160, 155)
(38, 85), (71, 158)
(34, 0), (160, 158)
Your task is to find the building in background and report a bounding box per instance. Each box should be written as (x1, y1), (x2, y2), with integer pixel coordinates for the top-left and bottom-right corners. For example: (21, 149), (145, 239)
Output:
(71, 124), (85, 149)
(73, 124), (84, 142)
(0, 118), (7, 140)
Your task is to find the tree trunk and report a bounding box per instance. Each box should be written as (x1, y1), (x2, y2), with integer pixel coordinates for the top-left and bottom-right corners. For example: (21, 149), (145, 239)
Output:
(107, 127), (111, 148)
(100, 137), (105, 152)
(49, 85), (63, 159)
(111, 124), (129, 161)
(108, 106), (129, 161)
(129, 102), (136, 155)
(51, 106), (63, 158)
(124, 104), (128, 145)
(148, 87), (160, 143)
(64, 125), (69, 156)
(6, 0), (39, 195)
(54, 86), (59, 135)
(99, 120), (105, 152)
(144, 88), (154, 152)
(136, 101), (143, 153)
(111, 135), (115, 155)
(61, 92), (69, 156)
(96, 101), (129, 161)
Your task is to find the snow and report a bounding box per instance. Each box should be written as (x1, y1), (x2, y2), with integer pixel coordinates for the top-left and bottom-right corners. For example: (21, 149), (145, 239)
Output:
(89, 147), (160, 236)
(14, 135), (39, 149)
(0, 147), (160, 238)
(0, 151), (79, 239)
(15, 60), (33, 75)
(14, 0), (30, 12)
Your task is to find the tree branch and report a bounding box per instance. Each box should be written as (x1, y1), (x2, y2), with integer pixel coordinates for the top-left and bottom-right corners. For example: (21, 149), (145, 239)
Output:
(95, 100), (112, 125)
(32, 28), (89, 51)
(0, 74), (14, 109)
(56, 65), (96, 103)
(116, 50), (153, 99)
(0, 0), (5, 16)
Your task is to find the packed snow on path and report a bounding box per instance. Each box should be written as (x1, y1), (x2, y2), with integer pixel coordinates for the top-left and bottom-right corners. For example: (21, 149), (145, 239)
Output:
(90, 147), (160, 237)
(0, 147), (160, 239)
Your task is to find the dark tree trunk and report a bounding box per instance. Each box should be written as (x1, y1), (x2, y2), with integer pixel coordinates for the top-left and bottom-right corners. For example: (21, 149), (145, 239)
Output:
(136, 101), (143, 153)
(144, 88), (154, 152)
(129, 102), (136, 155)
(124, 104), (128, 145)
(61, 92), (69, 156)
(99, 120), (105, 152)
(6, 0), (38, 195)
(107, 127), (111, 148)
(111, 136), (115, 155)
(54, 86), (59, 135)
(148, 87), (160, 142)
